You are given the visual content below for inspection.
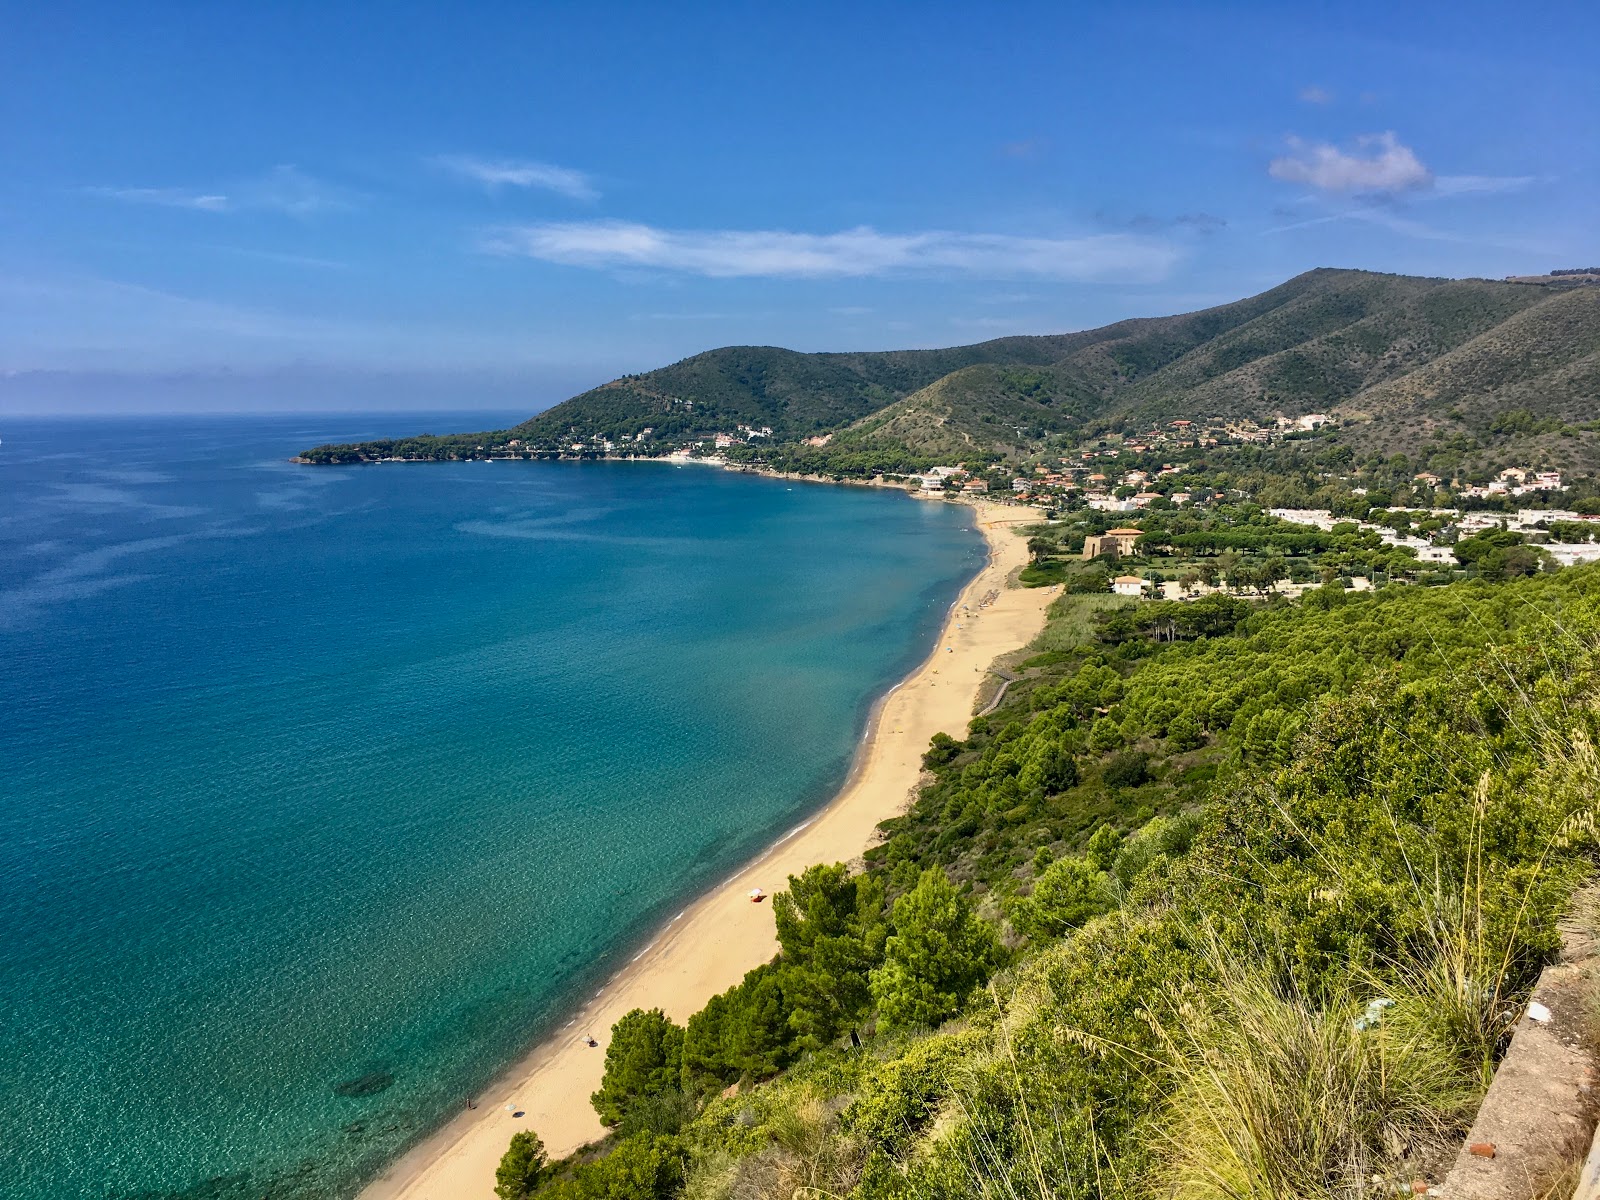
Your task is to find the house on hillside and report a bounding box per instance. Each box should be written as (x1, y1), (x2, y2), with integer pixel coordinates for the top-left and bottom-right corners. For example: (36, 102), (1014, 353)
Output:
(1083, 527), (1143, 559)
(1112, 575), (1145, 597)
(1088, 496), (1138, 513)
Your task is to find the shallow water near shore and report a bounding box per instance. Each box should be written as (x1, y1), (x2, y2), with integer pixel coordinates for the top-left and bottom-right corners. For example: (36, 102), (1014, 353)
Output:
(0, 414), (983, 1200)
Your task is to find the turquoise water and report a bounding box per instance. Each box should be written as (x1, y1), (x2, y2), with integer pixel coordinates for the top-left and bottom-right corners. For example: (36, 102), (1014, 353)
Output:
(0, 415), (983, 1200)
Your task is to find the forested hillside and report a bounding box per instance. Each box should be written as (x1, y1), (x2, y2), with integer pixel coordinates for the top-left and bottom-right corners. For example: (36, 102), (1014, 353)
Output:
(492, 566), (1600, 1200)
(300, 269), (1599, 471)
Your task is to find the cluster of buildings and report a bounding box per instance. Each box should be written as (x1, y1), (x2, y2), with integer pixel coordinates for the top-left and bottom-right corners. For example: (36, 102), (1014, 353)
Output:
(917, 466), (991, 495)
(1445, 467), (1566, 499)
(1267, 506), (1600, 567)
(1006, 458), (1207, 510)
(712, 425), (774, 449)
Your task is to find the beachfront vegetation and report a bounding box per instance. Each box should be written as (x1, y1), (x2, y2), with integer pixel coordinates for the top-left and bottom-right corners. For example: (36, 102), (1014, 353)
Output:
(501, 561), (1600, 1199)
(496, 1131), (549, 1200)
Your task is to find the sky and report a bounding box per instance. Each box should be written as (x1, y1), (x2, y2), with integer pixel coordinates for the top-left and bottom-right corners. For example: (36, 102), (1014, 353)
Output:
(2, 0), (1596, 413)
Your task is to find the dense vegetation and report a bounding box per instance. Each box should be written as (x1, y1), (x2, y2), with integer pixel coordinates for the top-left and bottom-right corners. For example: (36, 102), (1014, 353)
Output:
(494, 565), (1600, 1200)
(302, 269), (1600, 474)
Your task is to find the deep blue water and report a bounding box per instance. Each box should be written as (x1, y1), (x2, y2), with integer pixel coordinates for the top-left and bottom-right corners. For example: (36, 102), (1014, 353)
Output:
(0, 414), (982, 1200)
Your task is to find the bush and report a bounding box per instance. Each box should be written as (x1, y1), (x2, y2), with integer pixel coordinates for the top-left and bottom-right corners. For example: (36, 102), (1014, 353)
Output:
(1165, 713), (1203, 751)
(1020, 855), (1114, 938)
(540, 1134), (686, 1200)
(1103, 750), (1152, 789)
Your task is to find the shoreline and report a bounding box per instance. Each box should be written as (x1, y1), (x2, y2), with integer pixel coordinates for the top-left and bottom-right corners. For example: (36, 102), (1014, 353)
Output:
(359, 498), (1053, 1200)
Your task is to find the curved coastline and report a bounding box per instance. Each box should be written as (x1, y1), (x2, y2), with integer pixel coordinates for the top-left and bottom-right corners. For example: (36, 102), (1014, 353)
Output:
(359, 498), (1052, 1200)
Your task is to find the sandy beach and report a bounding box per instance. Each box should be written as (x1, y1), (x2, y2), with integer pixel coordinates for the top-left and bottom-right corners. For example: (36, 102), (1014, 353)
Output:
(361, 498), (1053, 1200)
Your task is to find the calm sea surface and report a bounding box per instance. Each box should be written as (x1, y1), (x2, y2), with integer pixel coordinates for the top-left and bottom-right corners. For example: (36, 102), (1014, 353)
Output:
(0, 414), (983, 1200)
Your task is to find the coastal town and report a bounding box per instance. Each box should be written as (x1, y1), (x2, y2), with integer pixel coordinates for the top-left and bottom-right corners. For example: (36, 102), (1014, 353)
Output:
(600, 414), (1600, 599)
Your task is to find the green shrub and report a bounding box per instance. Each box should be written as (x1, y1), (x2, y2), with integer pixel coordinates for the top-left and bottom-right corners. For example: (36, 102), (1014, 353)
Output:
(1103, 750), (1151, 789)
(592, 1009), (685, 1127)
(495, 1130), (548, 1200)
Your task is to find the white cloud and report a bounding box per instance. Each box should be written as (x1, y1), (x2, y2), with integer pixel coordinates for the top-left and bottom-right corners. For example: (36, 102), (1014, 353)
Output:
(480, 221), (1178, 282)
(88, 187), (231, 212)
(434, 155), (598, 201)
(1434, 174), (1540, 195)
(1298, 85), (1334, 105)
(1269, 132), (1433, 193)
(86, 166), (350, 217)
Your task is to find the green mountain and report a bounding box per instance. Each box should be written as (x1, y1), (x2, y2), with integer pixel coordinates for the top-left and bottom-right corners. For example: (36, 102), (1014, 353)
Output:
(299, 269), (1600, 468)
(499, 336), (1094, 445)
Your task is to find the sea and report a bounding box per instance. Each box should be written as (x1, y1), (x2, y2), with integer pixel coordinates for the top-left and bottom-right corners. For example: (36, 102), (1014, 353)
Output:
(0, 413), (984, 1200)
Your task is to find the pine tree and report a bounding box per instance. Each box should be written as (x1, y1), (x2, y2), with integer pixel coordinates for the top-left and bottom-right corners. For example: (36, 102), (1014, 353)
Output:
(870, 867), (998, 1030)
(494, 1130), (547, 1200)
(591, 1008), (685, 1126)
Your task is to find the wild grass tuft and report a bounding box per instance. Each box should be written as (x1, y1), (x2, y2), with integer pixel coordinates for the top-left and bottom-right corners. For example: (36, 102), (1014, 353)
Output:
(1148, 953), (1472, 1200)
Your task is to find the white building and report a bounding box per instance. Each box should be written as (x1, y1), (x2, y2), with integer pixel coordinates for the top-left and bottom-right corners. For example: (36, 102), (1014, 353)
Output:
(1112, 575), (1145, 597)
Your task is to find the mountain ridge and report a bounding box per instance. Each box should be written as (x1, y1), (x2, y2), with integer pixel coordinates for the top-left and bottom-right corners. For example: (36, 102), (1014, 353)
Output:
(299, 268), (1600, 471)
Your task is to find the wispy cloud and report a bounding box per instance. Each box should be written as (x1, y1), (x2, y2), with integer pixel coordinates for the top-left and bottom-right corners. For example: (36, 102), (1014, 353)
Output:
(238, 164), (351, 216)
(1435, 174), (1541, 195)
(86, 165), (351, 217)
(1262, 205), (1556, 255)
(480, 221), (1179, 282)
(1297, 85), (1334, 105)
(433, 155), (598, 201)
(88, 187), (230, 212)
(1269, 131), (1432, 194)
(1095, 210), (1228, 236)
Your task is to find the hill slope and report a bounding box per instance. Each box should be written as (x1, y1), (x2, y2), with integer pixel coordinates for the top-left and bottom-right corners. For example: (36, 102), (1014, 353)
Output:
(299, 269), (1598, 468)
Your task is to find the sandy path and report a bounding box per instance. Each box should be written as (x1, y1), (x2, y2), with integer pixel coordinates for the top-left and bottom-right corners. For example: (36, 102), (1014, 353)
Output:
(361, 499), (1052, 1200)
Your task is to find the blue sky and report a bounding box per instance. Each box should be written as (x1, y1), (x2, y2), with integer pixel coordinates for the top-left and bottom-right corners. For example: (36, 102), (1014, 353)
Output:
(2, 0), (1595, 412)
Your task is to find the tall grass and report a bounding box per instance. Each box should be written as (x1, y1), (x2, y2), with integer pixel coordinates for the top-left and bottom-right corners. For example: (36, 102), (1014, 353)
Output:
(1148, 954), (1472, 1200)
(1027, 595), (1135, 657)
(957, 694), (1600, 1200)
